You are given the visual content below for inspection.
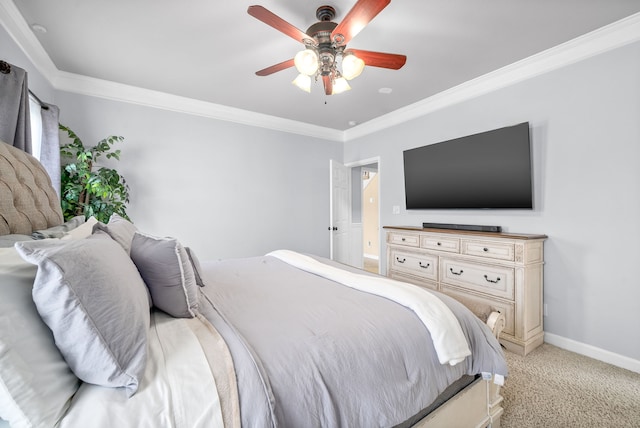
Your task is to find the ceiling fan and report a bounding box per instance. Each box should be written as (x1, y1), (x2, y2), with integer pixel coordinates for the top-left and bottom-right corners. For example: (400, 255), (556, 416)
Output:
(247, 0), (407, 95)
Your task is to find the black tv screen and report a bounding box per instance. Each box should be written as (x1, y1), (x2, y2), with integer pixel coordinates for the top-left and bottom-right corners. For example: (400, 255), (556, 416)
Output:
(403, 122), (533, 209)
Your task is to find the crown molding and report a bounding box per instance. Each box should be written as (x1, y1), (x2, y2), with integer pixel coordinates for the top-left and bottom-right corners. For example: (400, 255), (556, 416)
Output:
(345, 12), (640, 142)
(0, 0), (57, 78)
(2, 0), (638, 144)
(53, 71), (344, 142)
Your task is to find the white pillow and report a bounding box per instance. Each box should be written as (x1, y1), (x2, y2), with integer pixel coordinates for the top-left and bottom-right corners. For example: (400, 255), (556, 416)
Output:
(0, 247), (80, 427)
(15, 236), (150, 397)
(130, 232), (199, 318)
(61, 216), (98, 240)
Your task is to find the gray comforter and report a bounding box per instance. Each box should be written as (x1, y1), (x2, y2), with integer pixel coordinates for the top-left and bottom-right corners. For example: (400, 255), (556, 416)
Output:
(198, 254), (507, 428)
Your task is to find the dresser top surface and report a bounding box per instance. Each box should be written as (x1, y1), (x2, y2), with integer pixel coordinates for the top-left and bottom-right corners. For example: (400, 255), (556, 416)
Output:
(384, 226), (547, 240)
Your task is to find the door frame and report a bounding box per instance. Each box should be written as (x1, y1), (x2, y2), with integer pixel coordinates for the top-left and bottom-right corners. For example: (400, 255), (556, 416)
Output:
(345, 156), (381, 271)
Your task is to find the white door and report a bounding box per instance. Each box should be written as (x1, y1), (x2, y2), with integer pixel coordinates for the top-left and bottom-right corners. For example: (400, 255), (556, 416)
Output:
(330, 159), (350, 263)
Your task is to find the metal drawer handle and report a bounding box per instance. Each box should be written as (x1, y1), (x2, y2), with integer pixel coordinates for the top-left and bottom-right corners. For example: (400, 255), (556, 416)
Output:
(401, 237), (406, 241)
(396, 257), (406, 264)
(419, 262), (430, 269)
(450, 268), (464, 276)
(483, 247), (489, 252)
(484, 275), (501, 284)
(437, 242), (442, 246)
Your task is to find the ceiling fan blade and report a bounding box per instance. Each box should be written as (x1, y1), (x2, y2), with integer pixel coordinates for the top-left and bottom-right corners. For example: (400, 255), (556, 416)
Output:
(256, 59), (295, 76)
(347, 49), (406, 69)
(248, 5), (311, 44)
(331, 0), (391, 46)
(322, 75), (333, 95)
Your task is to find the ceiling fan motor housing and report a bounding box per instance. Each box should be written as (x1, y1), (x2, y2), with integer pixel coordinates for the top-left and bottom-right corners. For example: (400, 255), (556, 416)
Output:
(306, 6), (344, 76)
(316, 5), (336, 21)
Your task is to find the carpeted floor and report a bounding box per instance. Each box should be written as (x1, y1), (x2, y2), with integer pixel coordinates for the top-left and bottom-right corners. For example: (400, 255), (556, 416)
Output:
(501, 343), (640, 428)
(363, 257), (379, 274)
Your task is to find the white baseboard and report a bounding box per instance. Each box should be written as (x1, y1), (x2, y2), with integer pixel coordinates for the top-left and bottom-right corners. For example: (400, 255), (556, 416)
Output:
(544, 332), (640, 374)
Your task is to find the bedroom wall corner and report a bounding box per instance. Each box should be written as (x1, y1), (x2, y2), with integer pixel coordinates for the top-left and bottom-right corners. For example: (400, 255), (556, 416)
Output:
(0, 24), (55, 105)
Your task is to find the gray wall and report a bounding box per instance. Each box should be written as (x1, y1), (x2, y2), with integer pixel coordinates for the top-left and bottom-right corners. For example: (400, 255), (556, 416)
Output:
(54, 92), (341, 260)
(344, 41), (640, 361)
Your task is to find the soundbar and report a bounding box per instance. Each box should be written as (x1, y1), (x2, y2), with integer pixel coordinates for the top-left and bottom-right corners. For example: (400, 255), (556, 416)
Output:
(422, 222), (502, 233)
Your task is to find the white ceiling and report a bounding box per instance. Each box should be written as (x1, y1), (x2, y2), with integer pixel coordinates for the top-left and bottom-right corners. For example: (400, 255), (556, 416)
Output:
(9, 0), (640, 131)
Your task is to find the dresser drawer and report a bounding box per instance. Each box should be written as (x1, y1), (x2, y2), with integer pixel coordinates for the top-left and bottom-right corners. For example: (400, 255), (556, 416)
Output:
(389, 248), (437, 282)
(388, 232), (420, 247)
(462, 239), (515, 261)
(420, 235), (460, 253)
(440, 258), (514, 300)
(441, 285), (515, 336)
(389, 271), (438, 291)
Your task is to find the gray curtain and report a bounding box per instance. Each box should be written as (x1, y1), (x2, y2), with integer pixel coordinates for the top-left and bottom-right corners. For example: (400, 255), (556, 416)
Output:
(0, 61), (32, 152)
(40, 103), (61, 197)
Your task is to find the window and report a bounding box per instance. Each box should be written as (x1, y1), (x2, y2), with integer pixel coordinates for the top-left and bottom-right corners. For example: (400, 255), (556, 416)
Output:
(28, 93), (42, 160)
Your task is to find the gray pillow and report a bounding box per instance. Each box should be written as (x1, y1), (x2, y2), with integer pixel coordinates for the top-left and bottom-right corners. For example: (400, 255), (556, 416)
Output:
(32, 215), (86, 239)
(93, 213), (137, 254)
(0, 247), (80, 428)
(130, 232), (199, 318)
(186, 247), (206, 287)
(15, 236), (150, 397)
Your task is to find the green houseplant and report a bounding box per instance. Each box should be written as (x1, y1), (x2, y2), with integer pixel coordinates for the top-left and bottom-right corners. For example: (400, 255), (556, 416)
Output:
(59, 124), (130, 223)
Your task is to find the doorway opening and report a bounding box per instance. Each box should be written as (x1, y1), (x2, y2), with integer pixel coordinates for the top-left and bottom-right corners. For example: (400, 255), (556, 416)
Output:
(347, 159), (380, 274)
(361, 166), (379, 273)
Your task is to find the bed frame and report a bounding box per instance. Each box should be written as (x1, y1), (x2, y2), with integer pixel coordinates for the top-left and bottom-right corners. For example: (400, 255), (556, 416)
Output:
(417, 377), (503, 428)
(0, 139), (505, 428)
(414, 311), (505, 427)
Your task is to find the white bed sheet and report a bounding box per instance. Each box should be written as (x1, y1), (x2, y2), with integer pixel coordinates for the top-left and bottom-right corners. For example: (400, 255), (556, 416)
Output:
(59, 311), (227, 428)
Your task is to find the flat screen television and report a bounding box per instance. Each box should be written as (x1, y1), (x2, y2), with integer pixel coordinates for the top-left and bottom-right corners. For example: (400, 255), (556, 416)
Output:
(403, 122), (533, 209)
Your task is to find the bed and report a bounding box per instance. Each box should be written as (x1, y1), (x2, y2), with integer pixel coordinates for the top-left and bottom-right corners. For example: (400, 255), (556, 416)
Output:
(0, 139), (507, 428)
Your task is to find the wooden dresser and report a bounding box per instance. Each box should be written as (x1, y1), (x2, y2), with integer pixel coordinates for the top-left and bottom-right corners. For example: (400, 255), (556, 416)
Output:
(385, 226), (547, 356)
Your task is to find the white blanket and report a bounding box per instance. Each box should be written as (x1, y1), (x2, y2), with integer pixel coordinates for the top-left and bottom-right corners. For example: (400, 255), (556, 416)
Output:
(267, 250), (471, 366)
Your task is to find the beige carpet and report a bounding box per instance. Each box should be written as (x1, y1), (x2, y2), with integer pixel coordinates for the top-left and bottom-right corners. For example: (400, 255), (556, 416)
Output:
(501, 343), (640, 428)
(363, 257), (379, 274)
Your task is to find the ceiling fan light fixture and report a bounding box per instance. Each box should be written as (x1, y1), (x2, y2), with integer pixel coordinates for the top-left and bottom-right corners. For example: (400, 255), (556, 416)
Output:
(342, 52), (365, 80)
(292, 73), (312, 93)
(294, 49), (319, 76)
(332, 77), (351, 95)
(248, 3), (406, 95)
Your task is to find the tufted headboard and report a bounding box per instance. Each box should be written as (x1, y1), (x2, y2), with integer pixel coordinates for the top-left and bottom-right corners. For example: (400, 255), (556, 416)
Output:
(0, 140), (63, 235)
